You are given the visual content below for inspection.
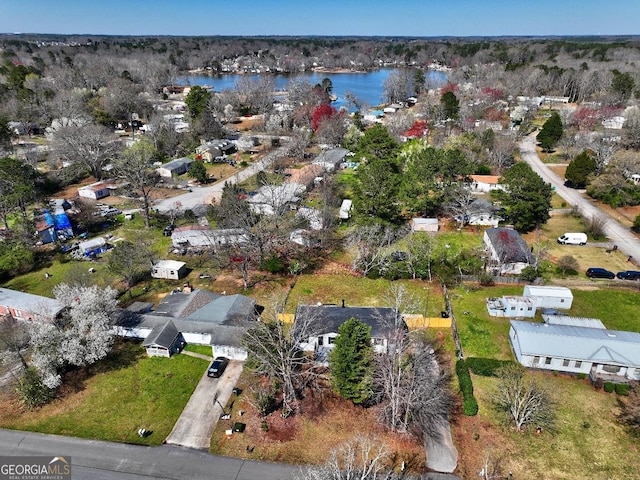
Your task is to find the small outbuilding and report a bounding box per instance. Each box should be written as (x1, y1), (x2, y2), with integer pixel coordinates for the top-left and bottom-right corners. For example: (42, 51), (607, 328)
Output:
(411, 218), (439, 233)
(152, 260), (187, 280)
(523, 285), (573, 309)
(78, 237), (108, 257)
(142, 320), (185, 357)
(78, 181), (111, 200)
(339, 199), (353, 220)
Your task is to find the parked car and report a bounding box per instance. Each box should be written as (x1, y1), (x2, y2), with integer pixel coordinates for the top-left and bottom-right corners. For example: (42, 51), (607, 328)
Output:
(557, 232), (587, 245)
(586, 267), (615, 279)
(207, 357), (229, 378)
(616, 270), (640, 280)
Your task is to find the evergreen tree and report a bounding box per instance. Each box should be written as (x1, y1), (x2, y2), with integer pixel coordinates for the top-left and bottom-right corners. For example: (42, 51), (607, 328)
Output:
(330, 318), (374, 405)
(440, 91), (460, 120)
(188, 160), (208, 183)
(493, 162), (552, 232)
(536, 111), (563, 152)
(565, 151), (596, 188)
(184, 85), (210, 120)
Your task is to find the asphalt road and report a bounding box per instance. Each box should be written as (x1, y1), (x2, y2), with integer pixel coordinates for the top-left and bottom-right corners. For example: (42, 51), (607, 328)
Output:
(154, 142), (290, 214)
(0, 429), (298, 480)
(519, 135), (640, 261)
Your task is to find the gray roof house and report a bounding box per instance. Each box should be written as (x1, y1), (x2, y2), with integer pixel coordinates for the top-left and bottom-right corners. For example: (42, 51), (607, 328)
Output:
(483, 227), (535, 275)
(156, 157), (194, 178)
(142, 320), (185, 357)
(295, 304), (405, 364)
(117, 289), (260, 360)
(509, 320), (640, 382)
(312, 148), (349, 171)
(0, 287), (64, 321)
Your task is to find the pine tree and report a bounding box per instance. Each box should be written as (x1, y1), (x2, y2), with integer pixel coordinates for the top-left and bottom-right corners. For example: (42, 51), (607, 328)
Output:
(329, 318), (373, 404)
(536, 111), (563, 152)
(565, 151), (596, 188)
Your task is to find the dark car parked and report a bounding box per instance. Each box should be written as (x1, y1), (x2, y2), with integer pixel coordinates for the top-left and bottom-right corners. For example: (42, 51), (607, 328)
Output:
(586, 267), (615, 279)
(616, 270), (640, 280)
(207, 357), (229, 378)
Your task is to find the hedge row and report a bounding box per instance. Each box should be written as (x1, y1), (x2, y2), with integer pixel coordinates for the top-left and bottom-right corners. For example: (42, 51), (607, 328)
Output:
(466, 357), (516, 377)
(456, 359), (478, 416)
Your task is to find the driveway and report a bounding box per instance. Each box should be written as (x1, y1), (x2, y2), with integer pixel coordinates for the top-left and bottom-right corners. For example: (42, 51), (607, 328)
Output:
(164, 359), (244, 449)
(154, 142), (290, 214)
(519, 135), (640, 262)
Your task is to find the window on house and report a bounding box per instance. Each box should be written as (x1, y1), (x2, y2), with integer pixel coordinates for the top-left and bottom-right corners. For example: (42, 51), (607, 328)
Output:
(560, 299), (565, 303)
(603, 365), (621, 373)
(527, 307), (533, 311)
(563, 359), (570, 367)
(533, 356), (540, 365)
(575, 361), (582, 368)
(372, 338), (384, 346)
(545, 357), (552, 365)
(328, 337), (336, 345)
(317, 336), (323, 346)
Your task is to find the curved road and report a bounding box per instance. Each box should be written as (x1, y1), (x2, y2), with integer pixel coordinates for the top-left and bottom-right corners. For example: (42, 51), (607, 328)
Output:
(154, 142), (290, 214)
(0, 429), (298, 480)
(520, 135), (640, 261)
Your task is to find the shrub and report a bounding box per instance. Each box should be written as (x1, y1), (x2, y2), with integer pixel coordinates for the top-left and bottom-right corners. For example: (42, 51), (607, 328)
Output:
(466, 357), (516, 377)
(15, 368), (55, 410)
(604, 382), (615, 393)
(616, 384), (631, 396)
(456, 359), (478, 416)
(477, 272), (495, 286)
(576, 373), (587, 380)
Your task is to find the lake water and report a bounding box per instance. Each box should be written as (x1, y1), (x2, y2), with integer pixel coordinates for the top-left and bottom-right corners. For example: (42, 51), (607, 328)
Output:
(180, 69), (446, 110)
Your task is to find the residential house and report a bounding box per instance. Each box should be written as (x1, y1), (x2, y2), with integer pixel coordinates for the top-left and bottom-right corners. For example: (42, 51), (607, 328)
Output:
(296, 207), (323, 230)
(411, 218), (439, 233)
(78, 181), (111, 200)
(483, 227), (535, 275)
(460, 198), (501, 227)
(0, 287), (64, 321)
(486, 296), (536, 318)
(196, 139), (237, 162)
(246, 183), (305, 216)
(156, 157), (194, 178)
(295, 304), (405, 364)
(509, 320), (640, 382)
(312, 148), (349, 172)
(523, 285), (573, 309)
(468, 175), (503, 193)
(152, 260), (188, 280)
(171, 226), (248, 251)
(142, 320), (185, 357)
(35, 208), (74, 244)
(118, 288), (260, 360)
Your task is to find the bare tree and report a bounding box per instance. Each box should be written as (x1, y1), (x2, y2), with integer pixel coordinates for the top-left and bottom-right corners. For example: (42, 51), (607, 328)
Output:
(50, 123), (123, 180)
(490, 364), (556, 432)
(348, 225), (405, 276)
(0, 315), (30, 371)
(113, 139), (159, 228)
(296, 435), (407, 480)
(241, 295), (321, 415)
(443, 185), (477, 227)
(589, 133), (620, 173)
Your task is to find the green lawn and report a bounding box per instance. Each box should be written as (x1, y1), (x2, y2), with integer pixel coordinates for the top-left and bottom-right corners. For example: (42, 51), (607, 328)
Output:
(0, 342), (208, 445)
(470, 372), (640, 480)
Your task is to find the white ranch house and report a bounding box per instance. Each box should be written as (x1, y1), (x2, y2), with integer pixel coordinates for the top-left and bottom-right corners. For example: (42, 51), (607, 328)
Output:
(523, 285), (573, 310)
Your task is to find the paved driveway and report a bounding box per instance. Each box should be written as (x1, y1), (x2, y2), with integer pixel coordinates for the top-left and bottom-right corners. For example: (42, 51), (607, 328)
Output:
(165, 359), (244, 449)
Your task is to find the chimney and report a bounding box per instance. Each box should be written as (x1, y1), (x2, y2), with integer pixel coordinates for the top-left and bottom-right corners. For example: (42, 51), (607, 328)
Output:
(341, 299), (345, 308)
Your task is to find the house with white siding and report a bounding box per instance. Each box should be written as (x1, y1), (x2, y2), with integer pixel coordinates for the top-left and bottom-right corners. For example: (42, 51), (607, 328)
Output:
(509, 320), (640, 382)
(523, 285), (573, 309)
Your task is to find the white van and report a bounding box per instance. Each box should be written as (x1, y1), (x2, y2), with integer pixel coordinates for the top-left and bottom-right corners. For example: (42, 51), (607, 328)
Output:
(557, 232), (587, 245)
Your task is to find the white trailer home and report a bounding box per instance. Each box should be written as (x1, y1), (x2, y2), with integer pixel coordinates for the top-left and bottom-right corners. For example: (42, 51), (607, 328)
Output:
(523, 285), (573, 309)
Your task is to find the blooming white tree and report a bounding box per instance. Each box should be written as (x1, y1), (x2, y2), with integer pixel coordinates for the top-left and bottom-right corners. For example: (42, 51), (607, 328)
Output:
(28, 284), (120, 389)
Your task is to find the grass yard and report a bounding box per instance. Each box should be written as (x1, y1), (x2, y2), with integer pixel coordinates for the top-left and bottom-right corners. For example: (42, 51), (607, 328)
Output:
(0, 341), (208, 445)
(454, 371), (640, 480)
(183, 344), (214, 357)
(286, 274), (444, 317)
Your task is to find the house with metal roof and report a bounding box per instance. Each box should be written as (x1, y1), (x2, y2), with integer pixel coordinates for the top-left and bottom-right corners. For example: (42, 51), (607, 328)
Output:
(483, 227), (535, 275)
(523, 285), (573, 309)
(156, 157), (194, 178)
(486, 296), (536, 318)
(509, 320), (640, 382)
(0, 287), (64, 321)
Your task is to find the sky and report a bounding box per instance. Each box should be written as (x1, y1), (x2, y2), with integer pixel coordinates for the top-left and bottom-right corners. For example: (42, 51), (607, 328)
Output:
(1, 0), (639, 37)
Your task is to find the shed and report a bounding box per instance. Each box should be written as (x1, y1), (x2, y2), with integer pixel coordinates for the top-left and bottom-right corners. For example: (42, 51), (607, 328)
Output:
(411, 218), (439, 233)
(523, 285), (573, 309)
(339, 199), (353, 220)
(142, 320), (185, 357)
(152, 260), (187, 280)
